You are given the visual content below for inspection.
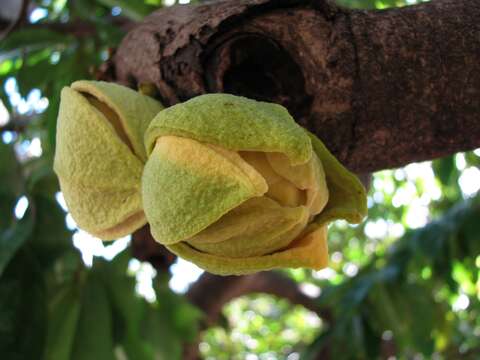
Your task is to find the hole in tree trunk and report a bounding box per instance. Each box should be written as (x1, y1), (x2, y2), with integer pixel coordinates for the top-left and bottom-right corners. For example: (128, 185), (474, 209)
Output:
(206, 35), (312, 120)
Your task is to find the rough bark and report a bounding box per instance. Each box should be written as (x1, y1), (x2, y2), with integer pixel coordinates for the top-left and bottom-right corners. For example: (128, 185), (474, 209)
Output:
(112, 0), (480, 173)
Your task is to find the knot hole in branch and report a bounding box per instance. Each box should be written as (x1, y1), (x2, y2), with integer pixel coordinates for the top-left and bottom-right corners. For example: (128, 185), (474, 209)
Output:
(205, 34), (312, 120)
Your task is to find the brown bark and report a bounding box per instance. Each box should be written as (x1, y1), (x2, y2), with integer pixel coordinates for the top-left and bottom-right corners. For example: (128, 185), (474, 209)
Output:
(112, 0), (480, 173)
(186, 271), (330, 324)
(0, 0), (29, 41)
(131, 224), (176, 271)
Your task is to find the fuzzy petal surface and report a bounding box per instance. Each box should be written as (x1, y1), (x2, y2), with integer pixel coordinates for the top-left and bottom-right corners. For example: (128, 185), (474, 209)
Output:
(54, 87), (146, 239)
(144, 94), (312, 165)
(142, 135), (268, 245)
(306, 130), (367, 226)
(168, 225), (328, 276)
(72, 80), (163, 162)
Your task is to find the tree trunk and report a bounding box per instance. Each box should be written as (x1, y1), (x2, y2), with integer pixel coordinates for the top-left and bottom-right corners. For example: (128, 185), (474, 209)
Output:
(111, 0), (480, 173)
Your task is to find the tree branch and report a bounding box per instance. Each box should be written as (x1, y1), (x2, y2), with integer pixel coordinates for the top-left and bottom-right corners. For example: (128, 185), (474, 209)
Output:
(112, 0), (480, 173)
(186, 271), (331, 324)
(0, 0), (29, 41)
(184, 271), (332, 360)
(131, 224), (176, 271)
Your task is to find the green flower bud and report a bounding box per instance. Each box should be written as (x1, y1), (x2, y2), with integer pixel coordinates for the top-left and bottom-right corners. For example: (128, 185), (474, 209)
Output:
(142, 94), (367, 275)
(54, 82), (366, 275)
(53, 81), (163, 239)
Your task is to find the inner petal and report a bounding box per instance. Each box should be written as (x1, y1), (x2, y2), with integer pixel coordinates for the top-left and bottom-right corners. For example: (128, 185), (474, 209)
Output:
(240, 151), (306, 207)
(83, 93), (134, 152)
(186, 197), (309, 257)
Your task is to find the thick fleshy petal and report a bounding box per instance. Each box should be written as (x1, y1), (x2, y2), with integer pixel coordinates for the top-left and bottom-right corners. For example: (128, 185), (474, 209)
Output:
(167, 226), (328, 276)
(142, 135), (268, 245)
(71, 80), (163, 162)
(266, 151), (329, 215)
(239, 151), (306, 207)
(186, 197), (309, 257)
(54, 87), (147, 239)
(306, 130), (367, 226)
(144, 94), (312, 165)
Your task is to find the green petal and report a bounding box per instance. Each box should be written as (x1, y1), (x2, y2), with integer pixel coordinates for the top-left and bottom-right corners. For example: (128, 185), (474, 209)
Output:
(306, 130), (367, 225)
(142, 135), (268, 245)
(144, 93), (312, 165)
(168, 226), (329, 276)
(71, 80), (163, 162)
(186, 197), (309, 258)
(54, 87), (145, 239)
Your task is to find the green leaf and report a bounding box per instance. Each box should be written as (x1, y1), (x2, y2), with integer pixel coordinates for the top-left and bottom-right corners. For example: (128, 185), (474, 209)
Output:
(0, 141), (22, 193)
(26, 157), (60, 197)
(29, 195), (74, 269)
(0, 209), (34, 276)
(16, 53), (57, 95)
(0, 248), (47, 360)
(0, 59), (14, 76)
(94, 0), (158, 21)
(94, 253), (153, 360)
(432, 156), (456, 187)
(154, 276), (201, 343)
(0, 142), (23, 230)
(0, 29), (73, 54)
(139, 277), (201, 359)
(70, 272), (116, 360)
(44, 282), (82, 360)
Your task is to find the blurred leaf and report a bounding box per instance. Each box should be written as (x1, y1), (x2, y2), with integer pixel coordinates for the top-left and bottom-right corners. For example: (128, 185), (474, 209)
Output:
(16, 53), (57, 95)
(139, 277), (201, 359)
(433, 156), (456, 187)
(26, 157), (59, 197)
(94, 253), (153, 360)
(70, 272), (116, 360)
(94, 0), (158, 21)
(0, 209), (34, 276)
(0, 59), (15, 76)
(154, 276), (201, 343)
(0, 29), (73, 55)
(0, 248), (46, 360)
(29, 195), (73, 269)
(44, 282), (82, 360)
(0, 142), (23, 230)
(0, 141), (22, 194)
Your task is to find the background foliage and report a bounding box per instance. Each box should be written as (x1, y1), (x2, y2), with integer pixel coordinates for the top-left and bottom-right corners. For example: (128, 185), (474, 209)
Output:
(0, 0), (479, 359)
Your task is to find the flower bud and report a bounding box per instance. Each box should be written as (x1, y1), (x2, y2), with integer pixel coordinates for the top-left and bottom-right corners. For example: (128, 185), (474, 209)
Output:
(142, 94), (366, 275)
(54, 81), (163, 239)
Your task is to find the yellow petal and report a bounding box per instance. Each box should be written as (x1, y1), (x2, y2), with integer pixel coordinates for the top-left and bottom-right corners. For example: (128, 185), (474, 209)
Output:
(266, 151), (329, 214)
(168, 226), (329, 276)
(54, 87), (145, 239)
(266, 152), (316, 189)
(239, 151), (305, 207)
(142, 135), (268, 245)
(266, 178), (306, 208)
(71, 80), (163, 162)
(187, 197), (309, 257)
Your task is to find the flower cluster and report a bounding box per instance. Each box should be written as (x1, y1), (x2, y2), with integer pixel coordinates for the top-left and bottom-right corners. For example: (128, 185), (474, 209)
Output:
(54, 81), (366, 275)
